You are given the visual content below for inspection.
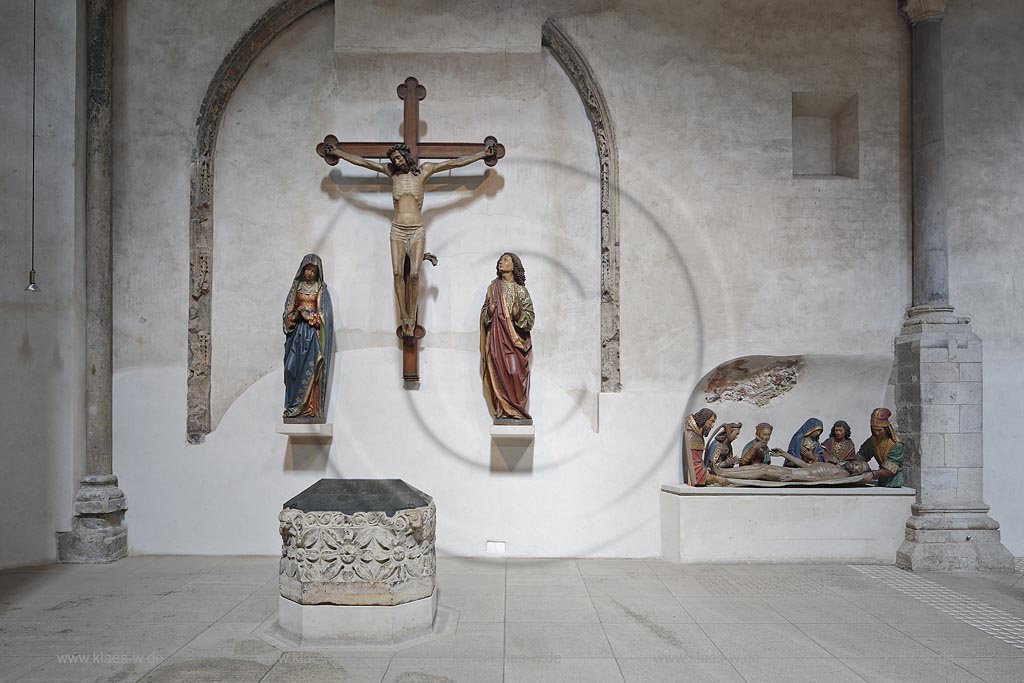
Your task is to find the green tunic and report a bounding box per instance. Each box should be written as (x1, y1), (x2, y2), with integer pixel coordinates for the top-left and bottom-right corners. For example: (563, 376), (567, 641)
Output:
(857, 438), (905, 488)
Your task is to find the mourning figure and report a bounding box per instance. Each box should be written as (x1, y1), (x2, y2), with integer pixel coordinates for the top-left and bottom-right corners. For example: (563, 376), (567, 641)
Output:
(683, 408), (718, 486)
(740, 422), (781, 465)
(282, 254), (333, 422)
(822, 420), (867, 474)
(858, 408), (905, 487)
(704, 422), (743, 471)
(786, 418), (824, 467)
(480, 252), (535, 423)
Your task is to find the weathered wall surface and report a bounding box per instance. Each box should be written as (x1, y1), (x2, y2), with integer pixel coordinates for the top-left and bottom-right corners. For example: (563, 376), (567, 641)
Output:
(0, 0), (84, 569)
(109, 0), (923, 558)
(943, 0), (1024, 552)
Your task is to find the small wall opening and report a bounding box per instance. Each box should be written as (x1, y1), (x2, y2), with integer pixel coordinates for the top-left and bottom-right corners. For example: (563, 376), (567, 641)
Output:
(792, 92), (859, 179)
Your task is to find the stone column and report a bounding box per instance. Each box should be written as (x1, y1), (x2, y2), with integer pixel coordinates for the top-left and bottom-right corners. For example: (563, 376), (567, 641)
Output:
(57, 0), (127, 563)
(893, 0), (1012, 571)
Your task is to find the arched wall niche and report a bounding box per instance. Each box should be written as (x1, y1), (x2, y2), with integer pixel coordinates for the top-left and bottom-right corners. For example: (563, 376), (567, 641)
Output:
(185, 2), (620, 443)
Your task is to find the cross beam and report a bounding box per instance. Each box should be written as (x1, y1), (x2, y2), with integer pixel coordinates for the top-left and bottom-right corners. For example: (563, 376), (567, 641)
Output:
(315, 76), (505, 388)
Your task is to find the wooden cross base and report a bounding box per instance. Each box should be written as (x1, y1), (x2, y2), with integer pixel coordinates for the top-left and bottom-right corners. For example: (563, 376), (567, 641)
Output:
(399, 324), (427, 389)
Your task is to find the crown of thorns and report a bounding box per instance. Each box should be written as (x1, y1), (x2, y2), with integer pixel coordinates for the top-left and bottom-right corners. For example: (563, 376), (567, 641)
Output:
(387, 143), (412, 157)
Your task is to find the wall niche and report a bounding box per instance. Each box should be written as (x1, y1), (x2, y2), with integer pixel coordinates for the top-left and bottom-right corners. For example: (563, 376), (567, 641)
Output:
(792, 92), (859, 179)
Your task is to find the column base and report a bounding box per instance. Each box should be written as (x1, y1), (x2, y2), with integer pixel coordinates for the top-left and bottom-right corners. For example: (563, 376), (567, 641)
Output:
(57, 474), (127, 563)
(896, 503), (1014, 571)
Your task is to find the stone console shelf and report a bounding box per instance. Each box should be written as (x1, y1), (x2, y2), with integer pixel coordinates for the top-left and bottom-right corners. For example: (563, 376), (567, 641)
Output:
(276, 422), (333, 439)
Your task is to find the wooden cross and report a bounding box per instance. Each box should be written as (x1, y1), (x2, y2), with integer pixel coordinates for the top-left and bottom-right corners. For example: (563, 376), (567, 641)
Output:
(315, 76), (505, 388)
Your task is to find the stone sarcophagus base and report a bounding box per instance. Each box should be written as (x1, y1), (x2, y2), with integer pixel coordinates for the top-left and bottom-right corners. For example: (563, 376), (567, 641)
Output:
(661, 484), (916, 563)
(276, 479), (436, 646)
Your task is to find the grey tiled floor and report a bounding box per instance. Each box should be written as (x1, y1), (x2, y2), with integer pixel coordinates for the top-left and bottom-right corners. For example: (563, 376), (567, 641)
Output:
(1, 556), (1022, 682)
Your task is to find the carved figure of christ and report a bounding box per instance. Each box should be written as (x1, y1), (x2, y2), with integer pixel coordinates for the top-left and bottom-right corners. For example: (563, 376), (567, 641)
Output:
(321, 142), (496, 337)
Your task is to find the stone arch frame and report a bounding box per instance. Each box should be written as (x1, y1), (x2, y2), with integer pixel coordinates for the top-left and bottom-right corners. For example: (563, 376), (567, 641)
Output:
(187, 0), (331, 443)
(541, 19), (621, 395)
(185, 5), (621, 443)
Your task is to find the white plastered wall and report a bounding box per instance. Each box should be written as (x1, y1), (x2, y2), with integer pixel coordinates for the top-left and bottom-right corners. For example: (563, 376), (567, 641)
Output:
(943, 0), (1024, 553)
(0, 0), (84, 569)
(107, 0), (1020, 557)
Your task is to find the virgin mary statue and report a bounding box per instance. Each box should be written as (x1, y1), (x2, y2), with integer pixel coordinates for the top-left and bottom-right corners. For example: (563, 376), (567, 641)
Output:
(282, 254), (333, 422)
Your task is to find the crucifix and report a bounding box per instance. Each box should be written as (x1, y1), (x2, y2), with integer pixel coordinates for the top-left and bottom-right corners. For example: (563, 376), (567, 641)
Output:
(316, 76), (505, 389)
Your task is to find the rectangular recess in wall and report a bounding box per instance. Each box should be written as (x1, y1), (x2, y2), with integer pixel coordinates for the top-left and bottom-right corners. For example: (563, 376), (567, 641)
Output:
(485, 541), (506, 554)
(792, 92), (859, 179)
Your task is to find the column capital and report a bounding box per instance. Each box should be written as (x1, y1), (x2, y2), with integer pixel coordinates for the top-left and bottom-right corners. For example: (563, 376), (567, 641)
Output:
(899, 0), (949, 25)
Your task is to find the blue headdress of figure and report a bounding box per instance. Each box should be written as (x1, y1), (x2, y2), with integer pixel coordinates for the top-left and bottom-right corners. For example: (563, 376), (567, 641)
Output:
(282, 254), (334, 419)
(787, 418), (824, 462)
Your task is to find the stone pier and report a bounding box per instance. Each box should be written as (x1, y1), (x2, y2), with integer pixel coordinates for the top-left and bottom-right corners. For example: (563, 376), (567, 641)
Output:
(57, 0), (127, 563)
(893, 0), (1012, 571)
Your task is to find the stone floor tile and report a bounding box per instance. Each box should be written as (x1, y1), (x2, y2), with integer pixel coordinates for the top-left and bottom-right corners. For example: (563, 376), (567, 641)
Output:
(137, 656), (276, 682)
(506, 594), (600, 623)
(0, 573), (81, 598)
(644, 561), (722, 578)
(893, 623), (1024, 658)
(762, 594), (881, 623)
(506, 558), (581, 577)
(260, 653), (390, 683)
(181, 573), (273, 590)
(210, 556), (280, 572)
(702, 622), (831, 659)
(438, 591), (505, 622)
(856, 593), (958, 624)
(583, 575), (673, 597)
(380, 656), (503, 683)
(0, 593), (79, 622)
(219, 593), (277, 623)
(797, 623), (937, 658)
(505, 576), (591, 597)
(0, 656), (49, 682)
(132, 556), (222, 574)
(820, 576), (901, 597)
(434, 557), (505, 575)
(660, 576), (715, 597)
(394, 622), (503, 658)
(126, 591), (249, 622)
(435, 573), (505, 595)
(75, 572), (207, 596)
(505, 623), (613, 658)
(28, 594), (161, 622)
(729, 657), (868, 683)
(841, 657), (988, 683)
(577, 559), (655, 576)
(950, 657), (1024, 683)
(603, 622), (722, 659)
(13, 655), (158, 683)
(591, 594), (694, 624)
(0, 620), (112, 657)
(617, 657), (745, 682)
(64, 620), (210, 658)
(676, 596), (787, 623)
(505, 657), (625, 683)
(174, 621), (281, 659)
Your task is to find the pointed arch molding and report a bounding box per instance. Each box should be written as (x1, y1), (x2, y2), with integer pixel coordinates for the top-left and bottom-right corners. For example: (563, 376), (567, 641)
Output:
(186, 0), (331, 443)
(541, 19), (621, 395)
(185, 6), (621, 443)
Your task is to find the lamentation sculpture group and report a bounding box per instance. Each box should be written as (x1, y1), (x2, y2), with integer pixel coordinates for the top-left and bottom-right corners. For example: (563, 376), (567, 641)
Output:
(684, 408), (904, 488)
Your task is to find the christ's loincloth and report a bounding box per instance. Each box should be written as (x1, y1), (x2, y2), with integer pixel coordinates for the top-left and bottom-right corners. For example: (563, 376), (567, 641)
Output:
(390, 222), (425, 248)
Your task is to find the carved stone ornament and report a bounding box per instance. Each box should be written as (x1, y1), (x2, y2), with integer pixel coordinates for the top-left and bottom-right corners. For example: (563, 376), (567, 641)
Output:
(278, 502), (436, 606)
(900, 0), (949, 25)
